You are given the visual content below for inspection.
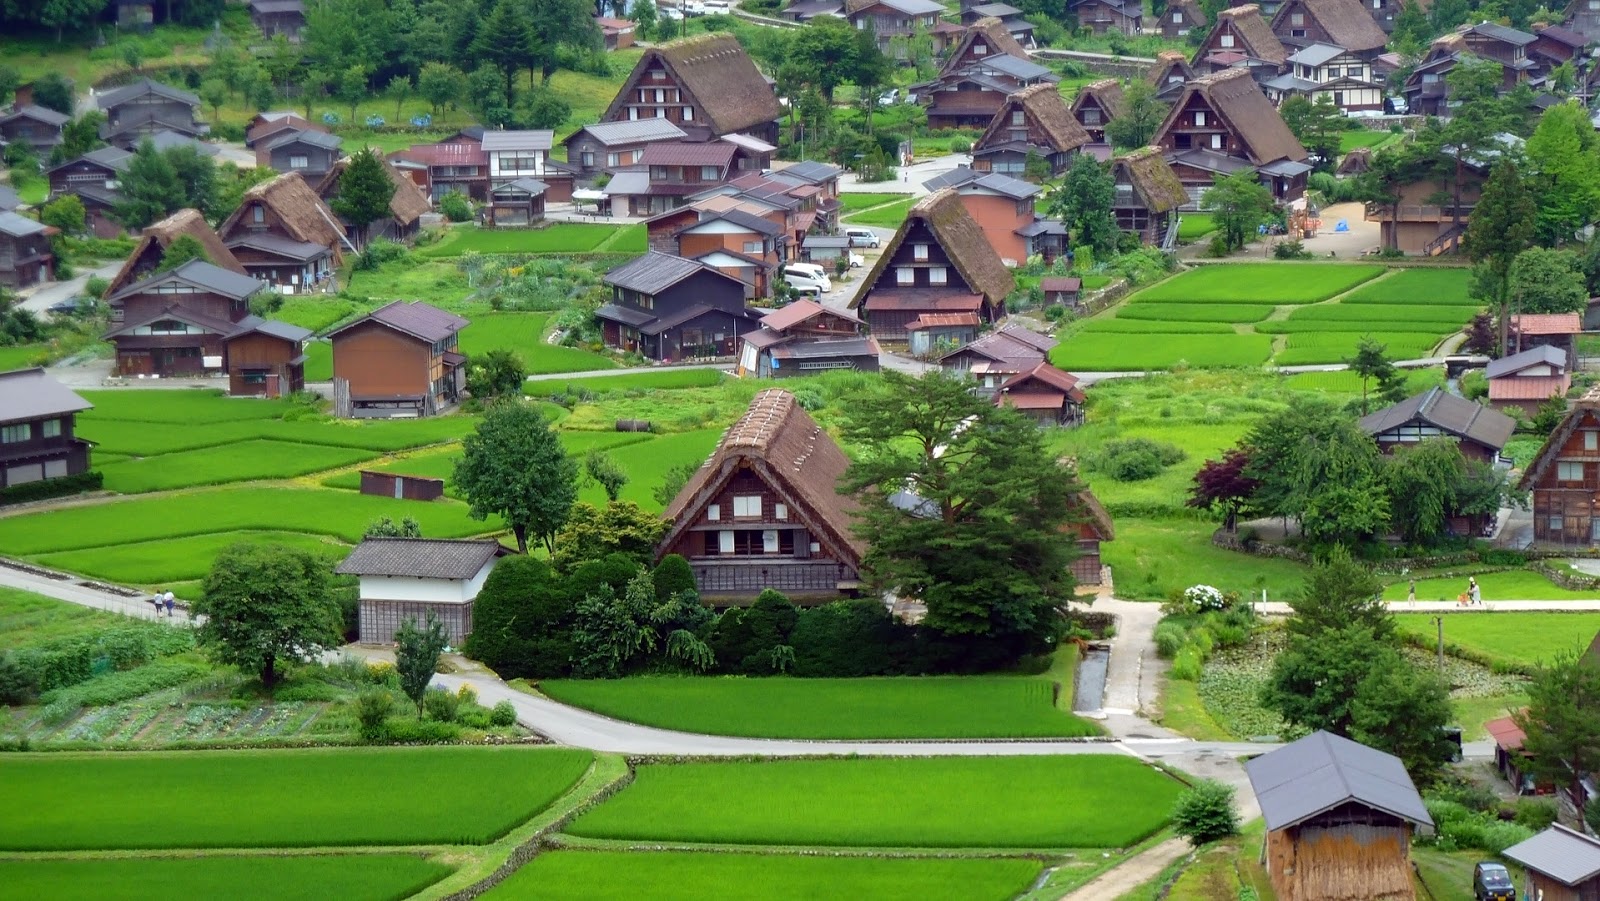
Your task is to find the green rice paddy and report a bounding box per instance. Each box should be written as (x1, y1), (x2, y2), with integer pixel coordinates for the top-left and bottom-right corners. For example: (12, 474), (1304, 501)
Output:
(0, 855), (454, 901)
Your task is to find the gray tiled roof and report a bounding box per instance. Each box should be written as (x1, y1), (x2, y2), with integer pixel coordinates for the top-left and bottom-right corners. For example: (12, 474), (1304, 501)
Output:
(112, 260), (266, 302)
(0, 186), (18, 211)
(480, 130), (554, 152)
(1486, 344), (1567, 380)
(0, 367), (93, 425)
(571, 119), (687, 146)
(0, 104), (70, 128)
(776, 160), (843, 184)
(265, 128), (343, 151)
(1504, 825), (1600, 886)
(1287, 42), (1348, 67)
(227, 233), (331, 262)
(0, 211), (45, 238)
(1357, 387), (1516, 450)
(335, 537), (504, 580)
(983, 54), (1053, 80)
(1246, 730), (1433, 832)
(97, 77), (201, 111)
(228, 315), (313, 343)
(603, 251), (707, 295)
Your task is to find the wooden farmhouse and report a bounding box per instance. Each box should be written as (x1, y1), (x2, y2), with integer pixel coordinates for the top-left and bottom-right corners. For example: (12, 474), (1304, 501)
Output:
(217, 172), (352, 292)
(562, 119), (687, 178)
(1484, 714), (1545, 794)
(1269, 0), (1388, 55)
(0, 104), (69, 156)
(1163, 0), (1208, 37)
(1517, 388), (1600, 546)
(972, 83), (1092, 180)
(96, 78), (206, 150)
(596, 252), (758, 361)
(1361, 146), (1488, 255)
(959, 0), (1038, 46)
(658, 388), (864, 600)
(597, 15), (636, 50)
(1040, 276), (1080, 307)
(1567, 0), (1600, 42)
(846, 0), (958, 54)
(0, 368), (94, 491)
(335, 537), (508, 644)
(1247, 730), (1434, 901)
(390, 138), (489, 202)
(998, 362), (1086, 427)
(482, 130), (572, 202)
(1510, 313), (1581, 365)
(1193, 5), (1288, 75)
(1357, 387), (1516, 465)
(248, 0), (306, 41)
(1486, 345), (1571, 418)
(47, 147), (133, 239)
(102, 208), (244, 303)
(260, 129), (342, 180)
(1071, 79), (1124, 146)
(601, 34), (783, 145)
(1264, 43), (1386, 113)
(918, 20), (1059, 130)
(853, 188), (1014, 344)
(1071, 0), (1143, 35)
(668, 208), (788, 298)
(1111, 148), (1188, 248)
(1148, 50), (1196, 100)
(940, 322), (1057, 394)
(328, 301), (470, 418)
(245, 113), (324, 150)
(736, 300), (880, 378)
(0, 212), (55, 290)
(606, 141), (737, 218)
(922, 167), (1044, 267)
(1505, 825), (1600, 901)
(1153, 67), (1312, 206)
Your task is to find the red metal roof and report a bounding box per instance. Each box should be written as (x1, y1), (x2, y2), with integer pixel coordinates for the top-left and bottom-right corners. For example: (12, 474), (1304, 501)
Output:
(1511, 313), (1581, 335)
(1040, 276), (1081, 292)
(638, 141), (737, 168)
(906, 312), (982, 329)
(1485, 715), (1527, 751)
(392, 142), (487, 167)
(865, 290), (985, 313)
(1488, 374), (1570, 400)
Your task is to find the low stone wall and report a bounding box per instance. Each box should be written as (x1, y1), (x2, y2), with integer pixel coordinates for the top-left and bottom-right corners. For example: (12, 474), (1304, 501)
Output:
(1211, 530), (1314, 564)
(1531, 559), (1600, 591)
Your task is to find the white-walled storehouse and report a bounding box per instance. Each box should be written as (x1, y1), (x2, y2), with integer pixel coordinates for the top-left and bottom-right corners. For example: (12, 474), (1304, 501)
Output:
(335, 537), (508, 644)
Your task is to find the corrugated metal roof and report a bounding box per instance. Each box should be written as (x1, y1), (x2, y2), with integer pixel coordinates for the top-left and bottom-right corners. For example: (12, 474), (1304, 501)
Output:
(1488, 375), (1569, 401)
(480, 130), (554, 152)
(1511, 313), (1581, 335)
(1357, 387), (1516, 450)
(112, 260), (265, 302)
(0, 211), (46, 238)
(1486, 343), (1567, 379)
(638, 141), (736, 168)
(227, 233), (331, 262)
(603, 251), (708, 294)
(603, 170), (651, 196)
(0, 367), (93, 425)
(1505, 825), (1600, 885)
(1246, 730), (1433, 832)
(573, 119), (687, 146)
(335, 537), (505, 580)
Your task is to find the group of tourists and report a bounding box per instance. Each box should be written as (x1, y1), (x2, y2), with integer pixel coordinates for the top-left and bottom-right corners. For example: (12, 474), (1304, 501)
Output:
(1402, 577), (1484, 605)
(149, 590), (177, 617)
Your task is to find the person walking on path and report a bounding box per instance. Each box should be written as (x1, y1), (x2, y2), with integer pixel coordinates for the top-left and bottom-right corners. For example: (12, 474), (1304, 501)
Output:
(151, 591), (164, 617)
(1469, 577), (1481, 606)
(1407, 579), (1416, 605)
(163, 592), (176, 617)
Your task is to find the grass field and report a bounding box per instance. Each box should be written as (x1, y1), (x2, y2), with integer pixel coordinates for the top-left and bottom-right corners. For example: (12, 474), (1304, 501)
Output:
(1131, 264), (1384, 304)
(0, 855), (454, 901)
(1103, 517), (1311, 602)
(1258, 303), (1478, 331)
(1336, 267), (1473, 304)
(0, 487), (488, 557)
(538, 676), (1099, 739)
(1051, 333), (1274, 370)
(76, 413), (473, 457)
(0, 587), (165, 649)
(566, 756), (1182, 848)
(318, 431), (651, 496)
(98, 439), (379, 493)
(456, 312), (617, 375)
(0, 747), (593, 850)
(487, 852), (1041, 901)
(1275, 330), (1442, 365)
(76, 390), (287, 423)
(842, 197), (917, 228)
(273, 296), (371, 333)
(1394, 612), (1600, 667)
(579, 428), (724, 510)
(1076, 319), (1238, 334)
(1339, 130), (1395, 153)
(1114, 302), (1277, 323)
(1282, 368), (1445, 395)
(1177, 213), (1215, 242)
(524, 368), (727, 395)
(1381, 570), (1600, 602)
(837, 192), (913, 213)
(417, 224), (645, 257)
(33, 531), (348, 585)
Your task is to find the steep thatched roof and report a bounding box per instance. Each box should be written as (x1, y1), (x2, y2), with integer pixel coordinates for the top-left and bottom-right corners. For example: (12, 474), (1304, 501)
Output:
(1160, 67), (1307, 164)
(605, 34), (782, 136)
(1075, 79), (1126, 120)
(1337, 146), (1372, 175)
(1273, 0), (1387, 53)
(1169, 0), (1207, 27)
(1209, 5), (1287, 65)
(313, 153), (432, 228)
(977, 83), (1092, 155)
(856, 188), (1015, 306)
(1148, 50), (1195, 86)
(1115, 147), (1188, 213)
(104, 208), (244, 298)
(218, 172), (350, 258)
(940, 17), (1032, 76)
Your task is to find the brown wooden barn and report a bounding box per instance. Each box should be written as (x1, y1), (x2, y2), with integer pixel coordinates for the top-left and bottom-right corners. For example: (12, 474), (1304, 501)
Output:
(1067, 487), (1112, 585)
(1246, 730), (1434, 901)
(1517, 387), (1600, 546)
(1504, 824), (1600, 901)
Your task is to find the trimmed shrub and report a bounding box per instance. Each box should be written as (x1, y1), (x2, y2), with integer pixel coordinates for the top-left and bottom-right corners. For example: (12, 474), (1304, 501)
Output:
(1172, 779), (1239, 846)
(790, 599), (908, 677)
(422, 686), (460, 722)
(1084, 438), (1185, 482)
(355, 688), (392, 742)
(490, 700), (518, 727)
(1170, 645), (1203, 681)
(381, 717), (463, 743)
(0, 470), (102, 505)
(1153, 622), (1186, 659)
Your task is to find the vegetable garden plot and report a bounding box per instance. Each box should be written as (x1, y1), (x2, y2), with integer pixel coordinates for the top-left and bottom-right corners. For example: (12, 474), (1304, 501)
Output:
(0, 747), (594, 850)
(566, 756), (1182, 848)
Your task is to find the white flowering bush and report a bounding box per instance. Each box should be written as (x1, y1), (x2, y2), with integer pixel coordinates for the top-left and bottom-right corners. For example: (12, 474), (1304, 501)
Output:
(1184, 584), (1228, 611)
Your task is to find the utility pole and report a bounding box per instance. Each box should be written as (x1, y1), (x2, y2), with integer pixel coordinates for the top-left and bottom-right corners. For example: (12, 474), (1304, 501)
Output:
(1432, 615), (1444, 674)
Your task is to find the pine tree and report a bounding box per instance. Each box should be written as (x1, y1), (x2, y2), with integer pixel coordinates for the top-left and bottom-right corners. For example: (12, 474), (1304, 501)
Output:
(1464, 158), (1536, 354)
(331, 148), (397, 250)
(113, 139), (183, 230)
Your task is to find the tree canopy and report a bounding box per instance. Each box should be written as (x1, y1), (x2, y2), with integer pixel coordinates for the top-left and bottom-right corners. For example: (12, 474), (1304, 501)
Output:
(1202, 169), (1274, 253)
(1047, 155), (1118, 258)
(453, 400), (577, 554)
(1104, 79), (1168, 151)
(331, 148), (397, 248)
(192, 542), (344, 686)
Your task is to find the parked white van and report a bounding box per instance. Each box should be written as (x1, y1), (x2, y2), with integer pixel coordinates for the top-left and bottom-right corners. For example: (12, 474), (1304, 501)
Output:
(843, 227), (880, 248)
(783, 262), (832, 295)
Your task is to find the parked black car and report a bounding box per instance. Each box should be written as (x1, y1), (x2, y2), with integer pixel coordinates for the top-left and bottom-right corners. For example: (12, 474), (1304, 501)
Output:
(1473, 861), (1514, 901)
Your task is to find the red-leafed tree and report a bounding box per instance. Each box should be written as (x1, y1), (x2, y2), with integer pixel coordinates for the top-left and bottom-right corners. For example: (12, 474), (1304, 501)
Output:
(1188, 448), (1258, 532)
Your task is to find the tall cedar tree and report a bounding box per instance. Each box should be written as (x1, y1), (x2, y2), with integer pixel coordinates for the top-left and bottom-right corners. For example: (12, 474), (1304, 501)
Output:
(1279, 96), (1342, 169)
(192, 542), (343, 686)
(472, 0), (540, 108)
(1286, 545), (1390, 640)
(1510, 247), (1588, 315)
(394, 613), (449, 713)
(1464, 158), (1536, 355)
(1515, 653), (1600, 825)
(1525, 100), (1600, 245)
(453, 400), (578, 554)
(1440, 57), (1518, 230)
(1104, 79), (1168, 151)
(1048, 155), (1118, 257)
(530, 0), (602, 84)
(839, 370), (1084, 667)
(332, 148), (398, 250)
(114, 139), (183, 229)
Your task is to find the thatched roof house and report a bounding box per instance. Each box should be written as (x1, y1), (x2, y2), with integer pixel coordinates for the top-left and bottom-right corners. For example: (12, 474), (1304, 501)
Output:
(103, 208), (244, 299)
(974, 83), (1092, 175)
(1154, 67), (1311, 202)
(939, 16), (1032, 76)
(1071, 79), (1126, 143)
(218, 172), (352, 263)
(602, 33), (782, 143)
(1198, 4), (1288, 67)
(1271, 0), (1390, 54)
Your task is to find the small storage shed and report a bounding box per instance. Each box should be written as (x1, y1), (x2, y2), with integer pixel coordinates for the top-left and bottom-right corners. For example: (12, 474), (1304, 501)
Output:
(485, 177), (549, 227)
(1039, 276), (1081, 308)
(1247, 730), (1434, 901)
(335, 537), (508, 645)
(1504, 823), (1600, 901)
(1484, 714), (1549, 795)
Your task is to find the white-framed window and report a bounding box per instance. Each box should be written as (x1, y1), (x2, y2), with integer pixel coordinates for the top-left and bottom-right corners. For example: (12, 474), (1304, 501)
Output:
(733, 495), (761, 517)
(1550, 514), (1565, 530)
(684, 107), (693, 120)
(929, 266), (947, 285)
(913, 244), (929, 261)
(252, 205), (265, 223)
(1326, 67), (1341, 78)
(582, 151), (596, 167)
(743, 241), (762, 254)
(763, 530), (779, 553)
(707, 503), (721, 520)
(1195, 111), (1206, 126)
(974, 42), (987, 54)
(718, 530), (735, 552)
(700, 165), (720, 181)
(1220, 33), (1234, 47)
(774, 503), (788, 520)
(1011, 110), (1025, 125)
(0, 424), (28, 443)
(1172, 11), (1181, 21)
(897, 267), (914, 285)
(289, 154), (308, 169)
(1559, 461), (1585, 481)
(1290, 12), (1303, 23)
(1211, 134), (1223, 149)
(41, 419), (60, 438)
(1585, 430), (1597, 450)
(606, 152), (620, 166)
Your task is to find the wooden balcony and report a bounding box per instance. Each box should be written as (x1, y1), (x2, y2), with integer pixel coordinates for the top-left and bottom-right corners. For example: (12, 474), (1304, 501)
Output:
(1364, 202), (1474, 223)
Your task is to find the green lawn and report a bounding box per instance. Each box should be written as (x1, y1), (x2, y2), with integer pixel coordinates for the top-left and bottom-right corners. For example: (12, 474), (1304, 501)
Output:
(567, 756), (1182, 848)
(303, 341), (332, 381)
(0, 486), (490, 557)
(842, 197), (917, 228)
(0, 344), (51, 370)
(1076, 319), (1237, 334)
(33, 531), (348, 586)
(1177, 213), (1215, 242)
(272, 297), (372, 333)
(0, 855), (454, 901)
(837, 192), (914, 213)
(98, 439), (380, 493)
(1131, 264), (1384, 304)
(577, 428), (724, 511)
(538, 676), (1099, 739)
(0, 747), (592, 850)
(340, 259), (472, 306)
(1052, 333), (1274, 370)
(1339, 130), (1394, 153)
(1394, 612), (1600, 668)
(76, 390), (288, 424)
(416, 223), (645, 257)
(1103, 517), (1311, 602)
(1258, 303), (1479, 332)
(0, 587), (168, 649)
(76, 414), (473, 457)
(1383, 570), (1600, 602)
(524, 368), (727, 395)
(1281, 368), (1445, 395)
(457, 312), (617, 375)
(1340, 268), (1473, 304)
(486, 852), (1041, 901)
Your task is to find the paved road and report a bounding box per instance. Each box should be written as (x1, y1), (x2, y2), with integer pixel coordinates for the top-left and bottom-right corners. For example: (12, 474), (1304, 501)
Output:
(0, 559), (186, 621)
(14, 262), (123, 315)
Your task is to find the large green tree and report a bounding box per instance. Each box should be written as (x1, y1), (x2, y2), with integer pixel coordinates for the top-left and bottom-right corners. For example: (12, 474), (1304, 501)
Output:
(471, 0), (540, 108)
(453, 400), (578, 554)
(1286, 546), (1390, 641)
(193, 542), (343, 686)
(1279, 95), (1342, 170)
(330, 147), (397, 249)
(839, 370), (1084, 668)
(1201, 169), (1274, 253)
(113, 139), (183, 230)
(1104, 78), (1168, 151)
(1047, 155), (1118, 257)
(1515, 653), (1600, 824)
(1510, 247), (1588, 315)
(1525, 100), (1600, 245)
(1464, 158), (1536, 355)
(394, 613), (448, 713)
(1384, 439), (1467, 547)
(418, 61), (468, 116)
